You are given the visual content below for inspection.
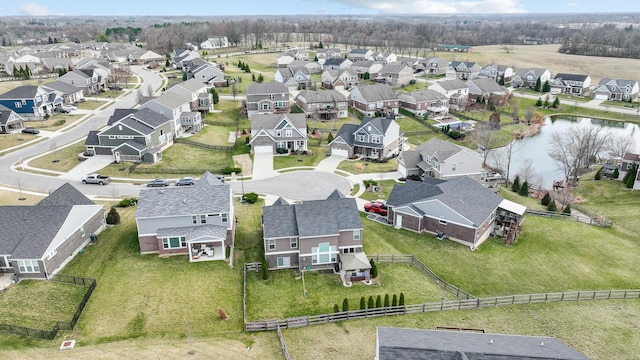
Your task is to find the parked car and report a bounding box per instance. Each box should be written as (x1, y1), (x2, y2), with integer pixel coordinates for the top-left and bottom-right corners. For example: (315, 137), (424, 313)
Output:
(54, 107), (70, 113)
(62, 104), (77, 111)
(21, 127), (40, 134)
(175, 177), (195, 186)
(108, 85), (123, 90)
(364, 200), (388, 216)
(147, 178), (169, 187)
(81, 174), (111, 185)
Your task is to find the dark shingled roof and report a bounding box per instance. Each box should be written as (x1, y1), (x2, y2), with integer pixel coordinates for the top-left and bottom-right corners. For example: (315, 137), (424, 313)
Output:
(84, 130), (100, 146)
(0, 85), (39, 99)
(37, 183), (94, 206)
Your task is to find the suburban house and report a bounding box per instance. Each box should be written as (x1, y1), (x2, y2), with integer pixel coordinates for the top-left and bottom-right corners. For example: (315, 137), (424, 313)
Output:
(294, 89), (348, 120)
(288, 60), (322, 74)
(276, 49), (309, 67)
(348, 48), (374, 61)
(348, 84), (399, 117)
(249, 113), (308, 154)
(4, 54), (42, 76)
(397, 137), (484, 180)
(466, 78), (509, 103)
(511, 68), (552, 89)
(322, 57), (353, 70)
(245, 82), (291, 117)
(189, 62), (226, 87)
(41, 57), (74, 74)
(329, 116), (402, 159)
(0, 104), (25, 133)
(422, 57), (449, 75)
(619, 152), (640, 190)
(592, 78), (640, 102)
(428, 79), (469, 111)
(58, 69), (102, 94)
(84, 108), (173, 163)
(477, 64), (513, 83)
(275, 66), (312, 90)
(350, 60), (384, 79)
(171, 49), (200, 69)
(200, 36), (229, 49)
(436, 44), (472, 52)
(163, 78), (214, 116)
(397, 89), (450, 118)
(261, 191), (365, 274)
(386, 177), (526, 248)
(42, 81), (85, 105)
(0, 85), (62, 120)
(375, 64), (414, 86)
(315, 48), (342, 63)
(375, 327), (589, 360)
(321, 68), (359, 90)
(446, 61), (481, 80)
(374, 52), (397, 64)
(135, 172), (235, 262)
(0, 183), (105, 280)
(549, 73), (591, 96)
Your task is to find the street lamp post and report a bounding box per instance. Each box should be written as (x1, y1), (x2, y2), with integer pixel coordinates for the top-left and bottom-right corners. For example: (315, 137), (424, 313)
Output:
(240, 172), (245, 203)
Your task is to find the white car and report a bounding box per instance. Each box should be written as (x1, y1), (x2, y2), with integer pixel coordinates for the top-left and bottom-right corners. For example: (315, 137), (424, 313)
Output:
(62, 105), (77, 111)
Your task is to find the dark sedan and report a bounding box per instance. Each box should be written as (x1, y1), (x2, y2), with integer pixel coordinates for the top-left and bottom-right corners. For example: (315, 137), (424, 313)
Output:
(21, 127), (40, 134)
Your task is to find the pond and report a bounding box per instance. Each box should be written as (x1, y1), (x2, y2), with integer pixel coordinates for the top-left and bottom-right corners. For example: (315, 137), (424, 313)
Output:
(488, 116), (640, 189)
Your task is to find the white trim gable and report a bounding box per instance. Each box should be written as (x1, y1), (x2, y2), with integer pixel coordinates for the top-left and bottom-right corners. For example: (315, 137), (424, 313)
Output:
(43, 205), (103, 258)
(411, 199), (476, 228)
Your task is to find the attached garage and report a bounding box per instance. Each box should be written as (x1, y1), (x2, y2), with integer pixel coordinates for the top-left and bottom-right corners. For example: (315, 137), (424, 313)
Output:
(594, 93), (608, 100)
(331, 148), (349, 157)
(253, 145), (274, 154)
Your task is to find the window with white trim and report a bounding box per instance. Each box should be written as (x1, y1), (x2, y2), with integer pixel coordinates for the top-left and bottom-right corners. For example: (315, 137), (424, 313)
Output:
(290, 238), (298, 249)
(162, 236), (187, 249)
(285, 129), (292, 137)
(192, 215), (198, 224)
(221, 213), (228, 223)
(268, 239), (276, 250)
(47, 249), (57, 260)
(311, 242), (337, 264)
(277, 256), (290, 268)
(80, 226), (85, 238)
(371, 136), (381, 144)
(15, 102), (22, 108)
(17, 260), (40, 273)
(200, 215), (207, 224)
(357, 134), (365, 142)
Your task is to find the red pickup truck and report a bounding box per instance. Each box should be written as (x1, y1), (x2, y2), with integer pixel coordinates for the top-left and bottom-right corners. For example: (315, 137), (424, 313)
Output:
(364, 201), (388, 216)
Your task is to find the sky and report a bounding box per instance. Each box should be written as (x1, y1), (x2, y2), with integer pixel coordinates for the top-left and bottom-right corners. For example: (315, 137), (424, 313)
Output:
(1, 0), (639, 16)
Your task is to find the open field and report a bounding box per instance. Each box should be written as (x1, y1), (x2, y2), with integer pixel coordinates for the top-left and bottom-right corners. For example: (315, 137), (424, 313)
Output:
(0, 133), (45, 152)
(28, 142), (85, 173)
(337, 157), (398, 174)
(23, 114), (83, 131)
(0, 189), (44, 205)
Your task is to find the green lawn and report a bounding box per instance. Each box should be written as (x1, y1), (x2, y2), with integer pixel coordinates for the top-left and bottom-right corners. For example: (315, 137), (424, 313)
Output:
(206, 100), (245, 125)
(28, 142), (86, 173)
(396, 115), (433, 132)
(0, 134), (44, 152)
(23, 114), (83, 131)
(190, 124), (238, 146)
(307, 117), (360, 133)
(273, 146), (329, 170)
(337, 157), (397, 174)
(0, 280), (87, 329)
(246, 264), (457, 320)
(358, 180), (397, 202)
(76, 100), (105, 111)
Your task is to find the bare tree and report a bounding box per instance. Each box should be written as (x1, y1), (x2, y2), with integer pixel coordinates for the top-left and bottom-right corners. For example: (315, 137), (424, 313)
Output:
(146, 84), (154, 97)
(548, 125), (611, 181)
(524, 106), (536, 125)
(492, 140), (520, 184)
(518, 159), (539, 185)
(136, 89), (143, 104)
(474, 124), (502, 166)
(604, 133), (635, 160)
(500, 44), (515, 53)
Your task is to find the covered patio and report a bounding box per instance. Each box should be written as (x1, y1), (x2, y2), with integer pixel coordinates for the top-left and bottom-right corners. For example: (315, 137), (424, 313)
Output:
(339, 252), (371, 286)
(187, 225), (228, 262)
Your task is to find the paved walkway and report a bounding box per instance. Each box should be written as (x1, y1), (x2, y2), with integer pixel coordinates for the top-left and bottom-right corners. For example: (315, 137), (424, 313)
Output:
(315, 155), (346, 172)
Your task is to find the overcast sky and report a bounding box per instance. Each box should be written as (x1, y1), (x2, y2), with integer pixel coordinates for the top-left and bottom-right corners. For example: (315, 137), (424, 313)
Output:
(0, 0), (639, 16)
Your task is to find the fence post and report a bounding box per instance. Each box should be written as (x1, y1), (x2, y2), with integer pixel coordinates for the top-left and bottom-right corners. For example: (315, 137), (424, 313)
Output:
(561, 292), (564, 301)
(608, 290), (611, 299)
(577, 292), (580, 301)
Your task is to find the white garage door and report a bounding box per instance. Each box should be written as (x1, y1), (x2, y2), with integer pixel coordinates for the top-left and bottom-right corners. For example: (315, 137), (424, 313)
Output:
(331, 148), (349, 157)
(253, 145), (273, 154)
(594, 93), (608, 100)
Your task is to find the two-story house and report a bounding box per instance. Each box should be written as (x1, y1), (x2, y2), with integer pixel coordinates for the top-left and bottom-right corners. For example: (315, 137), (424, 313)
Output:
(189, 62), (226, 88)
(42, 81), (85, 105)
(321, 68), (359, 90)
(428, 79), (469, 111)
(139, 91), (192, 137)
(477, 64), (513, 83)
(262, 191), (364, 273)
(135, 172), (235, 262)
(348, 48), (374, 61)
(0, 105), (25, 133)
(200, 36), (229, 49)
(422, 57), (449, 75)
(249, 113), (308, 154)
(315, 48), (342, 63)
(397, 89), (450, 118)
(397, 138), (484, 180)
(84, 108), (173, 163)
(164, 78), (214, 115)
(0, 85), (61, 120)
(350, 60), (384, 79)
(0, 183), (105, 281)
(276, 49), (309, 67)
(618, 152), (640, 190)
(465, 78), (509, 104)
(329, 116), (402, 159)
(348, 84), (399, 117)
(446, 61), (481, 80)
(294, 89), (348, 120)
(592, 78), (640, 102)
(374, 52), (397, 65)
(246, 82), (290, 117)
(275, 67), (312, 90)
(549, 73), (591, 96)
(58, 69), (102, 94)
(375, 64), (414, 86)
(511, 68), (552, 89)
(322, 57), (353, 71)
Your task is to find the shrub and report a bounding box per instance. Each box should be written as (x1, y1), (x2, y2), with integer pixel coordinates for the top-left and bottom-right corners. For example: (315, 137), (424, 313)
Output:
(217, 308), (229, 320)
(541, 192), (551, 206)
(333, 304), (340, 313)
(409, 79), (417, 85)
(367, 296), (374, 309)
(360, 297), (366, 310)
(261, 259), (269, 280)
(118, 197), (138, 207)
(594, 167), (602, 180)
(511, 175), (521, 192)
(276, 147), (288, 154)
(613, 168), (619, 178)
(547, 199), (557, 212)
(369, 259), (378, 278)
(375, 295), (382, 308)
(384, 294), (390, 307)
(342, 298), (349, 312)
(399, 292), (405, 306)
(518, 181), (529, 196)
(392, 294), (398, 307)
(243, 192), (259, 204)
(327, 132), (334, 142)
(54, 119), (66, 126)
(106, 207), (120, 225)
(563, 204), (571, 214)
(221, 166), (241, 174)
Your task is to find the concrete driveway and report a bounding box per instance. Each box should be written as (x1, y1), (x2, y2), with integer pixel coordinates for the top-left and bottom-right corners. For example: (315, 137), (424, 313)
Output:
(252, 152), (275, 180)
(316, 155), (346, 173)
(231, 170), (352, 201)
(61, 155), (115, 180)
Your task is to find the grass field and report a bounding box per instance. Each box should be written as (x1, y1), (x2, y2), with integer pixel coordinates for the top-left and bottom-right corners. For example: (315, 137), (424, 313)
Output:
(0, 189), (44, 205)
(0, 133), (45, 152)
(27, 142), (85, 173)
(337, 157), (398, 174)
(23, 114), (83, 131)
(190, 124), (237, 146)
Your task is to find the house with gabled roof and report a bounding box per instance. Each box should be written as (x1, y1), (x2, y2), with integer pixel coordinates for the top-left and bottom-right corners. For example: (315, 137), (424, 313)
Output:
(189, 62), (226, 88)
(0, 183), (105, 280)
(288, 60), (321, 74)
(386, 177), (525, 248)
(135, 172), (235, 262)
(321, 68), (359, 90)
(315, 48), (342, 63)
(549, 73), (591, 96)
(200, 36), (229, 49)
(446, 61), (481, 80)
(511, 68), (551, 89)
(329, 116), (402, 159)
(422, 57), (449, 75)
(375, 64), (414, 86)
(374, 52), (397, 65)
(42, 80), (85, 105)
(477, 64), (513, 83)
(466, 78), (509, 103)
(0, 104), (25, 133)
(275, 66), (312, 90)
(349, 84), (399, 117)
(348, 48), (374, 61)
(164, 78), (214, 117)
(350, 60), (384, 79)
(322, 57), (353, 71)
(249, 113), (307, 154)
(397, 137), (484, 180)
(261, 191), (364, 272)
(0, 85), (61, 120)
(139, 89), (193, 137)
(84, 108), (173, 163)
(58, 69), (102, 94)
(592, 78), (639, 102)
(41, 57), (74, 74)
(397, 89), (449, 118)
(294, 89), (348, 120)
(428, 79), (469, 111)
(246, 82), (290, 117)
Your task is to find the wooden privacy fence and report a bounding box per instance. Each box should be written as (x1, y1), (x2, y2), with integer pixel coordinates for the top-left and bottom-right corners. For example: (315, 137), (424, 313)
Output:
(174, 138), (236, 151)
(0, 275), (97, 340)
(525, 209), (612, 227)
(276, 324), (292, 360)
(244, 289), (640, 332)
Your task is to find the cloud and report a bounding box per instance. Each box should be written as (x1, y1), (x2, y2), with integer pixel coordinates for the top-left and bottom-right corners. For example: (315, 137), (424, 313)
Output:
(567, 2), (578, 7)
(332, 0), (527, 14)
(20, 2), (52, 16)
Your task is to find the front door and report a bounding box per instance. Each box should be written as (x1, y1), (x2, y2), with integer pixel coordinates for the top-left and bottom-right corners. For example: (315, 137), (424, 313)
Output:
(395, 215), (403, 229)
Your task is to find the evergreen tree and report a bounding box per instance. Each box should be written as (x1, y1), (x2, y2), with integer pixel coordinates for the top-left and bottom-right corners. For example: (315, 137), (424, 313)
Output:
(384, 294), (390, 307)
(375, 295), (382, 308)
(544, 95), (550, 107)
(369, 259), (378, 278)
(363, 72), (370, 80)
(261, 259), (269, 280)
(547, 199), (557, 211)
(399, 293), (405, 306)
(327, 132), (334, 143)
(541, 192), (551, 206)
(48, 36), (53, 44)
(613, 168), (619, 179)
(367, 296), (375, 309)
(498, 73), (505, 86)
(342, 298), (349, 312)
(360, 297), (366, 310)
(534, 77), (541, 92)
(314, 56), (318, 62)
(519, 180), (529, 196)
(251, 73), (256, 82)
(563, 204), (572, 214)
(258, 73), (264, 83)
(542, 80), (551, 93)
(511, 175), (521, 192)
(318, 40), (324, 48)
(106, 207), (120, 225)
(594, 167), (602, 180)
(392, 294), (398, 307)
(244, 64), (251, 73)
(333, 304), (340, 313)
(535, 97), (543, 107)
(552, 96), (560, 108)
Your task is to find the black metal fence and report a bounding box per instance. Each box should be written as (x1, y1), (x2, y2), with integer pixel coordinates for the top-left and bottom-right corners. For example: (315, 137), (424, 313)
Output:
(0, 275), (97, 340)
